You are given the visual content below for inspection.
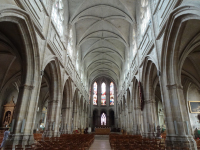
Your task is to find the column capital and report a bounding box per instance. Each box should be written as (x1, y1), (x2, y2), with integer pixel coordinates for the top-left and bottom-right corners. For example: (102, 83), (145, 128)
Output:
(144, 100), (155, 104)
(134, 106), (141, 110)
(20, 84), (34, 90)
(166, 84), (183, 90)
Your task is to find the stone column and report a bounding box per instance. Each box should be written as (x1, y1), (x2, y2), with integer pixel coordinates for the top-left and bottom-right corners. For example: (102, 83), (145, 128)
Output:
(132, 104), (137, 135)
(121, 110), (123, 129)
(8, 85), (36, 145)
(106, 110), (109, 127)
(119, 113), (121, 128)
(152, 95), (159, 126)
(128, 112), (132, 134)
(84, 111), (86, 129)
(142, 100), (156, 138)
(86, 111), (88, 127)
(73, 110), (78, 130)
(126, 111), (129, 134)
(61, 107), (71, 134)
(163, 84), (197, 149)
(121, 111), (126, 130)
(44, 99), (60, 137)
(81, 110), (84, 129)
(134, 106), (141, 135)
(67, 106), (72, 134)
(142, 104), (148, 138)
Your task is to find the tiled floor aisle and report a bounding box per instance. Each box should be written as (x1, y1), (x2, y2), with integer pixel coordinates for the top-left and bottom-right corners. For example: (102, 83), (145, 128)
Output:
(89, 135), (111, 150)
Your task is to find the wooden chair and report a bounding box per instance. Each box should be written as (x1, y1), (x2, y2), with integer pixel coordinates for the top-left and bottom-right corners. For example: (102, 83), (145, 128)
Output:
(4, 145), (13, 150)
(35, 148), (44, 150)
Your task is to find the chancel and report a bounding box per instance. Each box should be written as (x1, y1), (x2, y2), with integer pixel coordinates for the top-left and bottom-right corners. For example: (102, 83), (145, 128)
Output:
(0, 0), (200, 149)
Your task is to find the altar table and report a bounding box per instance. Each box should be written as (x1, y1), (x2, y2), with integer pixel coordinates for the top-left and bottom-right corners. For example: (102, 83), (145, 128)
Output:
(95, 128), (110, 135)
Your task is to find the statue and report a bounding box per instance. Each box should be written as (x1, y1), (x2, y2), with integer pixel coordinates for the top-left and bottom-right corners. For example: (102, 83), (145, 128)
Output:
(3, 111), (11, 127)
(156, 125), (161, 139)
(2, 97), (15, 127)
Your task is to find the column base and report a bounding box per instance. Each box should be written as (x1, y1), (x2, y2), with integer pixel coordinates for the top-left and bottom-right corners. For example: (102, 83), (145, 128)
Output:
(5, 134), (34, 148)
(166, 135), (197, 150)
(43, 131), (60, 137)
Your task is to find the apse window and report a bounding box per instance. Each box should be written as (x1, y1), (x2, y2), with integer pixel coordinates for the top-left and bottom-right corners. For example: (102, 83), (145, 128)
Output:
(52, 0), (64, 35)
(110, 82), (114, 105)
(101, 113), (106, 125)
(93, 82), (97, 105)
(101, 82), (106, 105)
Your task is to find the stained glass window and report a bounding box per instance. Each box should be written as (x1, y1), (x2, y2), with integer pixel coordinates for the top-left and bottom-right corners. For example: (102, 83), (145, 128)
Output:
(101, 82), (106, 105)
(52, 0), (64, 35)
(101, 113), (106, 125)
(110, 82), (114, 105)
(93, 82), (97, 105)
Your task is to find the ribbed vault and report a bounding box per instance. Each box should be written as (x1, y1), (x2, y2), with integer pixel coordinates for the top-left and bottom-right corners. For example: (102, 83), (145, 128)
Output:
(68, 0), (136, 85)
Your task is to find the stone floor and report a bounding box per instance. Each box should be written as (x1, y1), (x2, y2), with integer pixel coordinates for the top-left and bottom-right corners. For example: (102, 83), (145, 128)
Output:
(89, 135), (111, 150)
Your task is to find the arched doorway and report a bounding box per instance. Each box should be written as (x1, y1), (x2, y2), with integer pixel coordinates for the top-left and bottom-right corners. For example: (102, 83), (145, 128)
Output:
(93, 109), (98, 130)
(109, 110), (114, 130)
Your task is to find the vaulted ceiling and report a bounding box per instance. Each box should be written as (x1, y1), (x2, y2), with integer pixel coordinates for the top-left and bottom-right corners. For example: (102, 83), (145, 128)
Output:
(68, 0), (136, 85)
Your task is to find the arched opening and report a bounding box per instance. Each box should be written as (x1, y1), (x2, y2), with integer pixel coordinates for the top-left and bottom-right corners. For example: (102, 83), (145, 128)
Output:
(93, 109), (98, 130)
(179, 20), (200, 137)
(141, 59), (163, 138)
(101, 113), (106, 126)
(60, 78), (72, 134)
(0, 22), (23, 127)
(109, 110), (115, 130)
(34, 60), (61, 137)
(161, 9), (200, 148)
(0, 20), (40, 141)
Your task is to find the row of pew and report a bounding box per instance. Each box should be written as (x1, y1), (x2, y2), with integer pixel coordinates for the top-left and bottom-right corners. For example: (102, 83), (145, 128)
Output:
(2, 134), (94, 150)
(34, 134), (94, 150)
(109, 134), (190, 150)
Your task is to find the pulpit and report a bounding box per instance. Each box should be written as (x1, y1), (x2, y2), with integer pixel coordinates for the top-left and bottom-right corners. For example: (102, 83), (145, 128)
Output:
(2, 99), (15, 127)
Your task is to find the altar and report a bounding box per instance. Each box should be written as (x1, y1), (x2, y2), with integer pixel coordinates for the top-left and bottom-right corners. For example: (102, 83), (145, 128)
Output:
(95, 127), (111, 135)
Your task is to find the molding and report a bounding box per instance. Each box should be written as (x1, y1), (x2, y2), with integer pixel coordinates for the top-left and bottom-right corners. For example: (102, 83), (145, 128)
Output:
(19, 84), (34, 90)
(166, 84), (183, 90)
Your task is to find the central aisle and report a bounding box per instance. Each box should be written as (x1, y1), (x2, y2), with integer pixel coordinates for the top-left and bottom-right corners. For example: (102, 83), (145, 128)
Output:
(89, 135), (111, 150)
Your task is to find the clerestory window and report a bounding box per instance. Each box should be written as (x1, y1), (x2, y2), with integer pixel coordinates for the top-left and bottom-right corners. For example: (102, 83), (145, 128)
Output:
(52, 0), (64, 35)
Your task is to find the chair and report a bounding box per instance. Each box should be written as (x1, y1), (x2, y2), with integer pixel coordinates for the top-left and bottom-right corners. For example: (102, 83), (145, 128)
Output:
(35, 148), (44, 150)
(25, 145), (35, 150)
(5, 145), (13, 150)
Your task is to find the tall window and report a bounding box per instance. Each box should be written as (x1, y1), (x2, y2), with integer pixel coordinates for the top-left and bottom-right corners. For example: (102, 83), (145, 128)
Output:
(101, 113), (106, 125)
(140, 0), (150, 34)
(110, 82), (114, 105)
(52, 0), (64, 35)
(101, 82), (106, 105)
(93, 82), (97, 105)
(67, 28), (73, 56)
